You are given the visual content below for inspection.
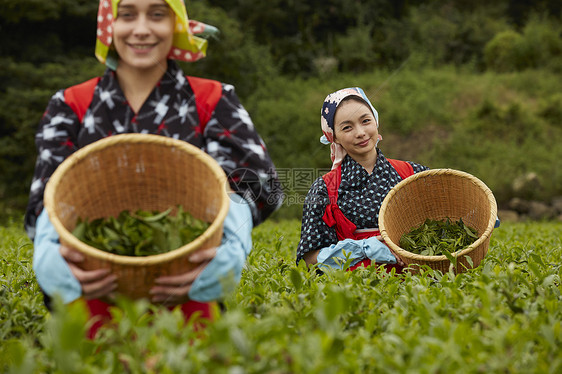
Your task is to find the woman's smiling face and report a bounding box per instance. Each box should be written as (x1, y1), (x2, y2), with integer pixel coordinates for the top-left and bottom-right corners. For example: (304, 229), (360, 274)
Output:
(333, 98), (379, 161)
(113, 0), (175, 72)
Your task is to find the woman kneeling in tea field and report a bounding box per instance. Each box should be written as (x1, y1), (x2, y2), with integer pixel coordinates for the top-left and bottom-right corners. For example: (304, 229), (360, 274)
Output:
(26, 0), (282, 338)
(296, 88), (430, 271)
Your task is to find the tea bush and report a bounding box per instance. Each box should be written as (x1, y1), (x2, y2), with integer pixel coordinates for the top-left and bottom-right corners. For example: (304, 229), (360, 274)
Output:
(247, 66), (562, 217)
(0, 220), (45, 343)
(1, 219), (561, 372)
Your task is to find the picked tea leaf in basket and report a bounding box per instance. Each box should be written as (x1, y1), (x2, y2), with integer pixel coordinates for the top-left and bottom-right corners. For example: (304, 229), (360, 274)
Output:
(73, 206), (210, 257)
(399, 217), (479, 256)
(44, 134), (230, 300)
(379, 168), (498, 273)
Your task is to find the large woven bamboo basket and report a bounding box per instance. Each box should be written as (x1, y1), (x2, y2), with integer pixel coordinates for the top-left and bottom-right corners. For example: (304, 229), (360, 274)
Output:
(379, 168), (497, 273)
(44, 134), (230, 300)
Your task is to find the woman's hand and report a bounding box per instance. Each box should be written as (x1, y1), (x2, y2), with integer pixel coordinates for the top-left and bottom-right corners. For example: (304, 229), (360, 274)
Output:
(376, 236), (405, 267)
(59, 245), (117, 300)
(387, 248), (405, 266)
(150, 247), (217, 306)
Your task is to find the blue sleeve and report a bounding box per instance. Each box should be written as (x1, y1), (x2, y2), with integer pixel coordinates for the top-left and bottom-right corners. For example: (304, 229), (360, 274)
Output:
(33, 209), (82, 303)
(188, 193), (253, 302)
(363, 236), (399, 264)
(316, 238), (365, 270)
(316, 236), (397, 270)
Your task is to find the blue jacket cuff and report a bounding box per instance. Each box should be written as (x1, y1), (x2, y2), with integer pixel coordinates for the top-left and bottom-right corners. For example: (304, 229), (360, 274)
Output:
(33, 209), (82, 303)
(188, 193), (253, 302)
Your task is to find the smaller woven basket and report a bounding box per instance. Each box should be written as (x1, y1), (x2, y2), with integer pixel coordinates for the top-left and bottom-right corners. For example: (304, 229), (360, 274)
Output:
(44, 134), (230, 300)
(379, 168), (497, 273)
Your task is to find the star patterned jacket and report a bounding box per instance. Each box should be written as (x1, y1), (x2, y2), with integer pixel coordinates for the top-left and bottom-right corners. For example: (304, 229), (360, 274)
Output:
(296, 151), (428, 263)
(25, 61), (282, 240)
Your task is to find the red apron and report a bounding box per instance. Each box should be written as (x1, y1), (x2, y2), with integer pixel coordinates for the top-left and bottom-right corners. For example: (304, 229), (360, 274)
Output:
(321, 159), (414, 272)
(85, 298), (216, 339)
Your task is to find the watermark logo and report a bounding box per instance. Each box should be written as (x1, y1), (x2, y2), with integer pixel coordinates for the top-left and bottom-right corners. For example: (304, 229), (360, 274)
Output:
(225, 167), (330, 206)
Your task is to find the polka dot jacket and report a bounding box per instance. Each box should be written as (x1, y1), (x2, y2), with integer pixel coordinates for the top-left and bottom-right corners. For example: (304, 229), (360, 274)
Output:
(25, 61), (283, 240)
(296, 151), (428, 263)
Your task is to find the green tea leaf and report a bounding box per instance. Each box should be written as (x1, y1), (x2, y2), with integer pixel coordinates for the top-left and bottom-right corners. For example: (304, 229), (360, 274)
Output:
(72, 206), (210, 257)
(399, 218), (479, 256)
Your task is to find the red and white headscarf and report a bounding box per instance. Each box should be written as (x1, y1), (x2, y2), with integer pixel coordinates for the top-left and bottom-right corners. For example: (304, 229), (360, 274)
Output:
(95, 0), (217, 68)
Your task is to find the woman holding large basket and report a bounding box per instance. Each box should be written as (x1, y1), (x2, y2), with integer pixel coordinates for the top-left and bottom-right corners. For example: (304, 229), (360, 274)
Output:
(26, 0), (282, 337)
(297, 87), (501, 273)
(296, 87), (429, 271)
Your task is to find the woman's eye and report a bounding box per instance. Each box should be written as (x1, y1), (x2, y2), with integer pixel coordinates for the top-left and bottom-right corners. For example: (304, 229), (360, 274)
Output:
(117, 11), (135, 20)
(150, 9), (171, 20)
(151, 11), (166, 19)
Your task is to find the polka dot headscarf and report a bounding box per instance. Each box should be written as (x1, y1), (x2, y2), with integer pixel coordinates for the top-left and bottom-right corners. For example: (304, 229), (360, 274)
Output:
(320, 87), (382, 170)
(95, 0), (214, 68)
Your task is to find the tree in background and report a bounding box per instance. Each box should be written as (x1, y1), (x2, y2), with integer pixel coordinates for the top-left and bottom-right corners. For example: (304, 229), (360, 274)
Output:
(0, 0), (560, 216)
(0, 1), (100, 211)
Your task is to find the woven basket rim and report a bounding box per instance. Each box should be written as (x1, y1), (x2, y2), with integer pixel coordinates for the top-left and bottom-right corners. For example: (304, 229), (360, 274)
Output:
(379, 168), (498, 262)
(44, 133), (230, 266)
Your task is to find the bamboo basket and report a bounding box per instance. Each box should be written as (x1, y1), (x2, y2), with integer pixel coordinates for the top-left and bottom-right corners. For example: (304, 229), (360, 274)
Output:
(379, 168), (497, 273)
(44, 134), (230, 300)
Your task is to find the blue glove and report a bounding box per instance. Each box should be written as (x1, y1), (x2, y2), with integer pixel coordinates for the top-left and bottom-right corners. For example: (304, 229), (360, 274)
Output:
(316, 236), (397, 270)
(33, 209), (82, 303)
(188, 193), (253, 302)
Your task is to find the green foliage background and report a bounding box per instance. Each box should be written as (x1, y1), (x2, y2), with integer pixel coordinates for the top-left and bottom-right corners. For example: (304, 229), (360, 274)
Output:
(1, 219), (561, 372)
(1, 1), (561, 370)
(1, 0), (561, 220)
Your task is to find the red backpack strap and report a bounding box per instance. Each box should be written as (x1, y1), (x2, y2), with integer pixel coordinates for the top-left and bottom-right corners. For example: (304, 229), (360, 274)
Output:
(321, 165), (358, 239)
(321, 166), (341, 205)
(321, 166), (341, 228)
(187, 76), (222, 131)
(64, 76), (222, 129)
(387, 158), (414, 180)
(63, 77), (100, 122)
